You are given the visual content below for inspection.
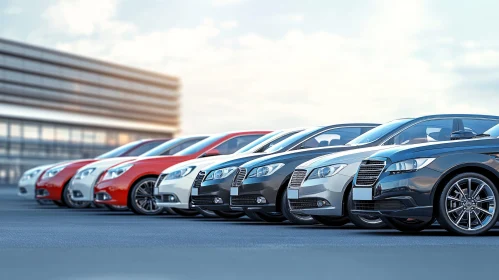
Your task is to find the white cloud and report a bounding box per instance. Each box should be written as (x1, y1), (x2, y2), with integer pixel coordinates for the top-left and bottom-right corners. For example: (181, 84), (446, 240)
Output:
(276, 14), (305, 24)
(220, 20), (239, 30)
(42, 0), (480, 134)
(212, 0), (245, 7)
(42, 0), (126, 36)
(3, 6), (22, 15)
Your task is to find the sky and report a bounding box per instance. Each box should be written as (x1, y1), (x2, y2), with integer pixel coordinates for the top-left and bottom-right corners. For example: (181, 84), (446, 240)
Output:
(1, 0), (499, 134)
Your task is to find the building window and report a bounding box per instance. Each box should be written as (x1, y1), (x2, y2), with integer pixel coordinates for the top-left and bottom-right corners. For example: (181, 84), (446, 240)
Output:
(118, 133), (130, 145)
(71, 129), (82, 143)
(0, 121), (7, 138)
(83, 130), (95, 144)
(95, 131), (106, 145)
(23, 124), (39, 140)
(9, 123), (21, 139)
(56, 127), (70, 142)
(42, 125), (55, 141)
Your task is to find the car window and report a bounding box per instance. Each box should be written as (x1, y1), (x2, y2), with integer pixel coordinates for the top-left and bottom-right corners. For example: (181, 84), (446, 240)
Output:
(462, 119), (499, 135)
(212, 135), (264, 155)
(257, 131), (300, 152)
(126, 140), (165, 156)
(347, 119), (412, 146)
(291, 127), (366, 150)
(162, 139), (202, 155)
(385, 119), (454, 145)
(95, 140), (142, 159)
(234, 131), (281, 154)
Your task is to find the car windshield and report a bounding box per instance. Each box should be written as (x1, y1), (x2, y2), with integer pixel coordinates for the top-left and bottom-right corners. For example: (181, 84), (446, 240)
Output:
(234, 131), (281, 154)
(264, 127), (322, 153)
(346, 119), (412, 146)
(140, 138), (192, 157)
(484, 124), (499, 137)
(174, 133), (226, 156)
(95, 141), (143, 159)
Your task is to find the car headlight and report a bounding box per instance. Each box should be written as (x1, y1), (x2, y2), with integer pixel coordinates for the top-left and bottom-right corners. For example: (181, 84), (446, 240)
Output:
(164, 166), (196, 180)
(307, 164), (347, 180)
(74, 168), (96, 180)
(386, 158), (435, 174)
(248, 163), (284, 178)
(20, 169), (41, 181)
(205, 167), (238, 181)
(102, 164), (133, 181)
(42, 165), (67, 179)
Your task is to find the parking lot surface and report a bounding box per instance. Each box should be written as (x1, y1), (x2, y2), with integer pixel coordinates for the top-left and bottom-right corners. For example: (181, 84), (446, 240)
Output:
(1, 186), (498, 280)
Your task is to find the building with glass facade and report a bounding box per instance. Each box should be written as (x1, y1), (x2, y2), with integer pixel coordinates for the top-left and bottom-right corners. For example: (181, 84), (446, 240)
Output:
(0, 38), (180, 185)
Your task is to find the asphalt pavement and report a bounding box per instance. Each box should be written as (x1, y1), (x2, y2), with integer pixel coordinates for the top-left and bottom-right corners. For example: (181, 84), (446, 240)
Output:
(1, 186), (498, 280)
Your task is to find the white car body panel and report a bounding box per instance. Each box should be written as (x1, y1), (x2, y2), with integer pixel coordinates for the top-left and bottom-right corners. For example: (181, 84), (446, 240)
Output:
(69, 157), (137, 201)
(17, 164), (55, 199)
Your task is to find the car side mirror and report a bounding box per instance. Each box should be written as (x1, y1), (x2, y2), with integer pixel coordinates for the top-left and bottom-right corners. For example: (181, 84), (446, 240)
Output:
(450, 130), (476, 140)
(202, 149), (220, 157)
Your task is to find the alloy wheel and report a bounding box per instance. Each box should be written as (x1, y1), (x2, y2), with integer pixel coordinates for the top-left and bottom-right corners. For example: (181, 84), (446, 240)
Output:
(133, 179), (161, 213)
(445, 177), (496, 232)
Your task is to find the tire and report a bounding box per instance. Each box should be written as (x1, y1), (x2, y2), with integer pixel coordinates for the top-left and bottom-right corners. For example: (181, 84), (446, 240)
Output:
(92, 203), (107, 208)
(105, 204), (129, 211)
(171, 208), (199, 216)
(347, 189), (386, 229)
(62, 183), (91, 209)
(281, 190), (316, 225)
(213, 210), (245, 219)
(244, 210), (264, 221)
(198, 208), (218, 218)
(164, 208), (177, 215)
(312, 215), (350, 226)
(381, 216), (435, 233)
(437, 172), (499, 236)
(129, 177), (164, 215)
(52, 200), (66, 207)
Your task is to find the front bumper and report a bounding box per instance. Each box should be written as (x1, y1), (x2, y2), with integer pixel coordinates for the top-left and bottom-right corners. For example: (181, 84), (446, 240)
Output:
(191, 177), (232, 211)
(18, 180), (37, 199)
(288, 174), (351, 217)
(155, 175), (196, 210)
(351, 168), (441, 220)
(35, 181), (64, 201)
(93, 178), (130, 207)
(70, 174), (101, 202)
(229, 175), (281, 213)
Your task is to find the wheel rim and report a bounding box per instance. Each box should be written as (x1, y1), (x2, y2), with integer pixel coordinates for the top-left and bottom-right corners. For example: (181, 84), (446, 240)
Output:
(133, 179), (162, 213)
(445, 177), (496, 232)
(357, 215), (383, 225)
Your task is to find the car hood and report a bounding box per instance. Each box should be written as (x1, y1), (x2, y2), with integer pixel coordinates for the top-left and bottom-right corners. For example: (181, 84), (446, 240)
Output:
(23, 164), (56, 175)
(372, 138), (499, 163)
(240, 145), (362, 169)
(76, 157), (137, 171)
(298, 146), (393, 169)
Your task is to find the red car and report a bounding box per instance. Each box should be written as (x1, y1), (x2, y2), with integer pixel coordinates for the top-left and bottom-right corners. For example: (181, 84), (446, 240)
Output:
(94, 130), (271, 215)
(35, 138), (176, 208)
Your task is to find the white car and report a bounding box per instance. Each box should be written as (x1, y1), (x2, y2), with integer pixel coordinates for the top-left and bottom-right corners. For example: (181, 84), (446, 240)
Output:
(286, 145), (393, 227)
(69, 136), (208, 210)
(18, 164), (59, 203)
(155, 129), (303, 217)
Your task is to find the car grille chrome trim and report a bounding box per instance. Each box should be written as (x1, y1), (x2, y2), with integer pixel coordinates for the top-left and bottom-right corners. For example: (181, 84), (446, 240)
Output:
(192, 171), (206, 188)
(232, 167), (247, 187)
(288, 169), (307, 188)
(355, 160), (386, 187)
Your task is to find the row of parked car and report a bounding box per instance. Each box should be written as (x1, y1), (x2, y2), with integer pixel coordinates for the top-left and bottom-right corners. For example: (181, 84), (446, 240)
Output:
(18, 114), (499, 235)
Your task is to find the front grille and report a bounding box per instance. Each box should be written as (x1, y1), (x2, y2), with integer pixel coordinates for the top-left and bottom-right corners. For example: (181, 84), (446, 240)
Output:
(289, 198), (326, 210)
(355, 160), (386, 186)
(192, 195), (217, 205)
(353, 200), (405, 211)
(232, 168), (247, 187)
(192, 171), (206, 188)
(288, 170), (307, 188)
(231, 195), (260, 206)
(156, 173), (167, 188)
